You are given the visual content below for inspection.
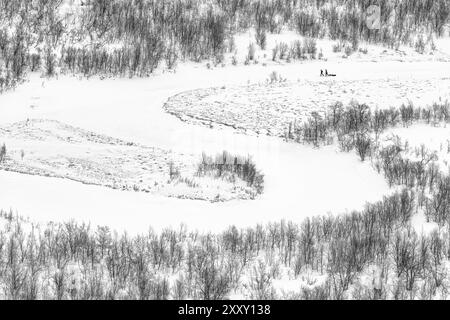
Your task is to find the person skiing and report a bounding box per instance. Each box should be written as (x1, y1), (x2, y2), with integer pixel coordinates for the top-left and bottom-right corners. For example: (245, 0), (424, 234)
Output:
(325, 69), (329, 77)
(320, 69), (324, 77)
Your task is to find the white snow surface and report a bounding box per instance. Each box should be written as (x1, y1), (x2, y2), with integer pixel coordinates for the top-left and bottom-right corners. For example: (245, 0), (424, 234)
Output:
(2, 57), (448, 234)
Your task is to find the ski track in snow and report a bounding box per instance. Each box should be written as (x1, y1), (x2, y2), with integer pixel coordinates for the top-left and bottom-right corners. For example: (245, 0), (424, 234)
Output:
(1, 60), (449, 233)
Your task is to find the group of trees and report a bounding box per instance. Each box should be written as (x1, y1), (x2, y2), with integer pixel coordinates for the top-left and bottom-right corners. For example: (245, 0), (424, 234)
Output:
(287, 100), (450, 151)
(286, 99), (450, 228)
(0, 0), (234, 85)
(0, 143), (6, 162)
(296, 0), (449, 47)
(1, 0), (449, 91)
(0, 179), (449, 300)
(197, 151), (264, 194)
(270, 38), (318, 62)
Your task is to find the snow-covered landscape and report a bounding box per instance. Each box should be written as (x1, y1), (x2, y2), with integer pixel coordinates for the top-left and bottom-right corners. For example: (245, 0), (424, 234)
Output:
(1, 0), (450, 302)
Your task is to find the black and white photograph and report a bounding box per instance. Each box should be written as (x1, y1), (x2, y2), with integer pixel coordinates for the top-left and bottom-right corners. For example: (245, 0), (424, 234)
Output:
(0, 0), (450, 307)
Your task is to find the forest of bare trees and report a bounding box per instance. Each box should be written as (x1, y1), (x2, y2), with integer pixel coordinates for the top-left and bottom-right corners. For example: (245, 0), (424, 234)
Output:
(287, 100), (450, 228)
(1, 0), (449, 92)
(0, 182), (449, 300)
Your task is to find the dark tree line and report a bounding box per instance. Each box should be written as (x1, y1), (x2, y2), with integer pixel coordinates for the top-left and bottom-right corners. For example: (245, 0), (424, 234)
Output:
(197, 151), (264, 194)
(287, 101), (450, 151)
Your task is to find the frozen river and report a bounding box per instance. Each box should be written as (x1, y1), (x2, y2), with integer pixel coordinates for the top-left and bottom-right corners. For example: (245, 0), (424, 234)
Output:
(1, 60), (447, 233)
